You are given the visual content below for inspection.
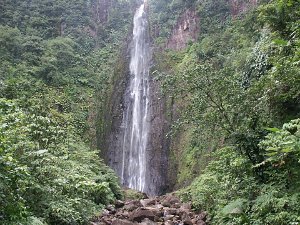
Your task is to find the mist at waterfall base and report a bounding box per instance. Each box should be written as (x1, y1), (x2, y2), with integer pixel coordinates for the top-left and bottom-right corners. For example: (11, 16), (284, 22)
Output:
(119, 3), (152, 194)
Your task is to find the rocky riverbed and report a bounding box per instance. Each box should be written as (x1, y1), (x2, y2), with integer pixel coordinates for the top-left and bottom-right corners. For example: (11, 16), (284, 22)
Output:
(91, 194), (207, 225)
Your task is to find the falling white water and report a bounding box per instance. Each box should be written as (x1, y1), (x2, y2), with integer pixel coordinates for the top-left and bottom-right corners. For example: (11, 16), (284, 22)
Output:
(120, 2), (151, 192)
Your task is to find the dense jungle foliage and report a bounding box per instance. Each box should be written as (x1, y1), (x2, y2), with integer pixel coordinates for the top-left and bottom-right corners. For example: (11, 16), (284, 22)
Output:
(0, 0), (133, 224)
(1, 0), (299, 224)
(150, 0), (300, 224)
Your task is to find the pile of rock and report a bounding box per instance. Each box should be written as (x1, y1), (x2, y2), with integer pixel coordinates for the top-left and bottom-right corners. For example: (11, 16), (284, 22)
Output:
(91, 194), (207, 225)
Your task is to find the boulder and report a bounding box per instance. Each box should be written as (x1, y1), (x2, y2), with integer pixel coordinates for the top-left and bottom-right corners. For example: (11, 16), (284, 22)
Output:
(129, 208), (156, 222)
(180, 211), (191, 222)
(124, 200), (143, 211)
(173, 203), (181, 208)
(140, 199), (156, 207)
(91, 193), (208, 225)
(139, 218), (157, 225)
(101, 218), (112, 225)
(141, 207), (163, 218)
(197, 220), (206, 225)
(111, 219), (136, 225)
(115, 210), (129, 219)
(106, 205), (116, 214)
(163, 208), (178, 216)
(100, 209), (110, 217)
(183, 218), (193, 225)
(161, 200), (171, 207)
(180, 203), (191, 211)
(198, 211), (208, 221)
(155, 204), (164, 210)
(164, 221), (175, 225)
(115, 200), (125, 208)
(164, 215), (175, 221)
(161, 195), (180, 207)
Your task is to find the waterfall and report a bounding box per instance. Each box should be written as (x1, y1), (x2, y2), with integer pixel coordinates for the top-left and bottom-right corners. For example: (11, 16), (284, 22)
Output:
(120, 3), (151, 193)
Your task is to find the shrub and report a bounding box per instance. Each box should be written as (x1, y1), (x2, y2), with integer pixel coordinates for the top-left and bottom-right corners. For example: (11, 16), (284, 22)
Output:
(0, 99), (122, 224)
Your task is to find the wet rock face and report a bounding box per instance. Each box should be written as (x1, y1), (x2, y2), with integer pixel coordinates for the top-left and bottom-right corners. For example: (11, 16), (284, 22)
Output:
(102, 42), (131, 173)
(166, 1), (258, 50)
(103, 6), (169, 196)
(145, 77), (170, 196)
(166, 9), (200, 50)
(92, 193), (208, 225)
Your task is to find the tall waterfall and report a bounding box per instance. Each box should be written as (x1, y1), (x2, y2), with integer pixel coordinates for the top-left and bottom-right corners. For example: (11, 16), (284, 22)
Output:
(120, 3), (151, 193)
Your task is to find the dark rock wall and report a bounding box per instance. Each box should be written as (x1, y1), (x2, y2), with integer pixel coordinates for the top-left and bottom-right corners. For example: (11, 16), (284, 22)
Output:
(146, 77), (170, 195)
(100, 45), (170, 196)
(101, 0), (259, 195)
(102, 35), (170, 197)
(100, 37), (131, 166)
(101, 5), (170, 196)
(166, 0), (257, 51)
(166, 9), (200, 50)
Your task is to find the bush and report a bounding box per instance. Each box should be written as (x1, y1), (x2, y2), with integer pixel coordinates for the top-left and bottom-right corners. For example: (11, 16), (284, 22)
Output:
(0, 99), (122, 224)
(178, 147), (257, 224)
(180, 119), (300, 224)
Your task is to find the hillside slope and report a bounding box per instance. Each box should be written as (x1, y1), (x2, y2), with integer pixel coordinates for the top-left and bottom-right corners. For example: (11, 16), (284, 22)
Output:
(0, 0), (134, 224)
(149, 0), (300, 224)
(0, 0), (299, 224)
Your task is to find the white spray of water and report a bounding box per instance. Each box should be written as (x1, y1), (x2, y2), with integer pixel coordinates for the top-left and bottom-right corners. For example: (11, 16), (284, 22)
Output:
(121, 3), (151, 192)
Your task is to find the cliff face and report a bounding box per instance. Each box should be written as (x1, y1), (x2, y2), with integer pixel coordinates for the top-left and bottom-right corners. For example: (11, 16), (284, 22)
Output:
(166, 0), (257, 50)
(146, 77), (171, 195)
(103, 0), (259, 194)
(100, 3), (169, 195)
(103, 40), (131, 176)
(166, 9), (200, 50)
(103, 47), (170, 195)
(158, 0), (259, 191)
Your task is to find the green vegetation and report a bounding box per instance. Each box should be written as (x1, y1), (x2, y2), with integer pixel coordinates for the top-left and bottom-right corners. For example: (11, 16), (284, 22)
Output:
(148, 0), (198, 49)
(0, 0), (133, 224)
(0, 99), (122, 224)
(152, 0), (300, 224)
(123, 189), (147, 200)
(1, 0), (299, 224)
